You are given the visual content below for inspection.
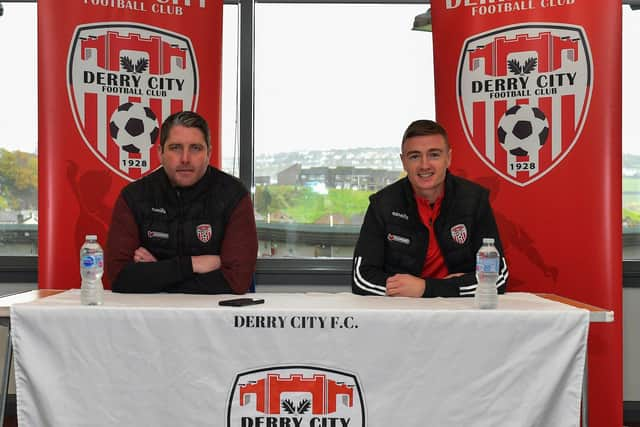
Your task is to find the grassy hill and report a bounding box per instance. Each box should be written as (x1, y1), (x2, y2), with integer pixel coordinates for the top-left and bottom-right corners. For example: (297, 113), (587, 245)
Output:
(254, 185), (371, 224)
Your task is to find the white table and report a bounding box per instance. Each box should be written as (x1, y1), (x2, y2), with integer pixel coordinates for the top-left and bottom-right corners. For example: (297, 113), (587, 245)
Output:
(7, 291), (604, 427)
(0, 289), (63, 427)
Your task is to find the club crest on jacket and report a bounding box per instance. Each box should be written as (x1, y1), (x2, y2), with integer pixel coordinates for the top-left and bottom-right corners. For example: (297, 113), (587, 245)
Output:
(450, 224), (468, 244)
(197, 224), (212, 243)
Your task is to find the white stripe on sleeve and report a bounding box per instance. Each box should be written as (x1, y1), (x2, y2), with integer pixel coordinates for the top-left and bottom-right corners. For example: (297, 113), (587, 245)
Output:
(353, 256), (386, 296)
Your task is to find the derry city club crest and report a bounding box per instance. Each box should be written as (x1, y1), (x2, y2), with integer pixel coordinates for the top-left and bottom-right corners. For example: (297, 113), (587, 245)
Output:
(227, 366), (366, 427)
(67, 23), (199, 181)
(197, 224), (212, 243)
(457, 24), (593, 186)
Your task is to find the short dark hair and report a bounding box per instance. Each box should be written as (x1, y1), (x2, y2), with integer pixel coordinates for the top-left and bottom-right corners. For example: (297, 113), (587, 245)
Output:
(159, 111), (211, 150)
(401, 120), (449, 149)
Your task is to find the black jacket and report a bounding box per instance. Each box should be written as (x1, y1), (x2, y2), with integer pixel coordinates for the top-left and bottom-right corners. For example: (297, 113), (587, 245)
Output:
(352, 172), (508, 297)
(107, 166), (257, 294)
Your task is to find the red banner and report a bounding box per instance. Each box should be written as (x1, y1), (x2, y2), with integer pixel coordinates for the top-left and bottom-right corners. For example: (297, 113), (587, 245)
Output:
(431, 1), (622, 425)
(38, 0), (223, 289)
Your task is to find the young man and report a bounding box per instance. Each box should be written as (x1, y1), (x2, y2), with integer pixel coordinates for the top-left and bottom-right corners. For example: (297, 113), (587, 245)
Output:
(352, 119), (508, 297)
(106, 111), (258, 294)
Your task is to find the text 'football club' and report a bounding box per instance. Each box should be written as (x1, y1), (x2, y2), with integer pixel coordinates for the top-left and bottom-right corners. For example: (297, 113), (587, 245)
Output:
(445, 0), (576, 17)
(83, 0), (208, 15)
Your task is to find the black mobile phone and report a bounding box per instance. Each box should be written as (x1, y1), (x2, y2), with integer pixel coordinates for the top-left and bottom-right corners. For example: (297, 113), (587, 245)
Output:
(219, 298), (265, 307)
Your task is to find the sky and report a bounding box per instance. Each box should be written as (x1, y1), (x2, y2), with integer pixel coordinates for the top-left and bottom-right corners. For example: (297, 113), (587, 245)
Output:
(250, 4), (434, 156)
(0, 3), (37, 154)
(1, 4), (639, 156)
(0, 3), (434, 158)
(622, 6), (640, 156)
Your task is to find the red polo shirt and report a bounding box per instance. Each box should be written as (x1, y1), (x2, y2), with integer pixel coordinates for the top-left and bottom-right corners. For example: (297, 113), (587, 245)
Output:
(416, 194), (449, 279)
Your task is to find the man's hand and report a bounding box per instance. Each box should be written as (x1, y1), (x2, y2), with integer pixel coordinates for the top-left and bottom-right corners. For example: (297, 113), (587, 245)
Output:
(191, 255), (221, 274)
(133, 247), (157, 263)
(444, 272), (465, 279)
(386, 274), (425, 297)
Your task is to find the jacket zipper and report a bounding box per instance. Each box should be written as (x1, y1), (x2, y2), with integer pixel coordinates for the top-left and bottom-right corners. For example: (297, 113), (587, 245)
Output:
(176, 189), (183, 257)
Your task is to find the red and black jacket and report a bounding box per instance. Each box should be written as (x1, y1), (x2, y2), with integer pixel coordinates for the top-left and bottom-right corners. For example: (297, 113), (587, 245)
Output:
(352, 172), (508, 297)
(106, 166), (257, 294)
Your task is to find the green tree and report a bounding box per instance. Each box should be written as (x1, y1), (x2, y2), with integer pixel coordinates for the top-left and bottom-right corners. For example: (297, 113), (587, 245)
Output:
(0, 149), (38, 210)
(254, 186), (272, 214)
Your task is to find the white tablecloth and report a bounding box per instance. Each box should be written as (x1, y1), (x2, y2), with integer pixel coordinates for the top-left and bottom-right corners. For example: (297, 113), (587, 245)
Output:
(11, 291), (589, 427)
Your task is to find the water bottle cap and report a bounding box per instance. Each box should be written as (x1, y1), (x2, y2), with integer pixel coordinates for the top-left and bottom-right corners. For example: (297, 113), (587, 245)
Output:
(85, 234), (98, 241)
(482, 238), (495, 244)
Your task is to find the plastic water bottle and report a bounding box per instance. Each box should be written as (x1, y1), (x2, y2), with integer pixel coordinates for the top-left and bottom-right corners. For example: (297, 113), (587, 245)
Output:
(475, 238), (500, 309)
(80, 234), (104, 306)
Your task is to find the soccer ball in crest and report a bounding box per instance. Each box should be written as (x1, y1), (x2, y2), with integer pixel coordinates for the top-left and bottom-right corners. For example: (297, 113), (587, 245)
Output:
(109, 102), (160, 154)
(497, 105), (549, 156)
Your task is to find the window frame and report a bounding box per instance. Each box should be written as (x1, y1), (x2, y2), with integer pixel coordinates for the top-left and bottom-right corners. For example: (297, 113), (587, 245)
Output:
(0, 0), (637, 288)
(237, 0), (432, 285)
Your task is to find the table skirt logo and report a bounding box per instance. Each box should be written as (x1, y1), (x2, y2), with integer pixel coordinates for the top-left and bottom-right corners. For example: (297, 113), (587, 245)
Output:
(226, 366), (366, 426)
(457, 24), (592, 186)
(67, 22), (199, 182)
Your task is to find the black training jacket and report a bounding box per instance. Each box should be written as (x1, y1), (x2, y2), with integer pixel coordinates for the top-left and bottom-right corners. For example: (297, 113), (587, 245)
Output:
(107, 166), (254, 294)
(352, 172), (508, 297)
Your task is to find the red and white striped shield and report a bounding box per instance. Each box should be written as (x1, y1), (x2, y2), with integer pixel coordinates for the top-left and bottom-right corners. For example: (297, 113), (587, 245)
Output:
(196, 224), (212, 243)
(450, 224), (468, 245)
(67, 23), (199, 181)
(457, 24), (593, 187)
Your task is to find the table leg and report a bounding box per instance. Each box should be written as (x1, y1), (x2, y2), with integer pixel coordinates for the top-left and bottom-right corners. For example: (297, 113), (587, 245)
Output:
(0, 324), (12, 427)
(582, 350), (588, 427)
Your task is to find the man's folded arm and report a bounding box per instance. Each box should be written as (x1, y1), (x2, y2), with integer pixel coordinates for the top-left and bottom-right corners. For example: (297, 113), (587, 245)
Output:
(423, 273), (477, 298)
(352, 204), (390, 296)
(175, 195), (258, 294)
(106, 195), (191, 292)
(113, 256), (194, 293)
(422, 258), (508, 298)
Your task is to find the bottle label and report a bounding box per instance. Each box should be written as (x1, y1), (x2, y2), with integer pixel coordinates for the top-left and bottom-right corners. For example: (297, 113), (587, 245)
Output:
(81, 254), (103, 268)
(476, 258), (499, 273)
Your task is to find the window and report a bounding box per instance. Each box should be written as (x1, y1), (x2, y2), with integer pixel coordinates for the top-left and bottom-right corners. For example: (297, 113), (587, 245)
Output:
(0, 2), (37, 256)
(254, 4), (434, 258)
(221, 4), (240, 177)
(0, 2), (637, 284)
(623, 6), (640, 261)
